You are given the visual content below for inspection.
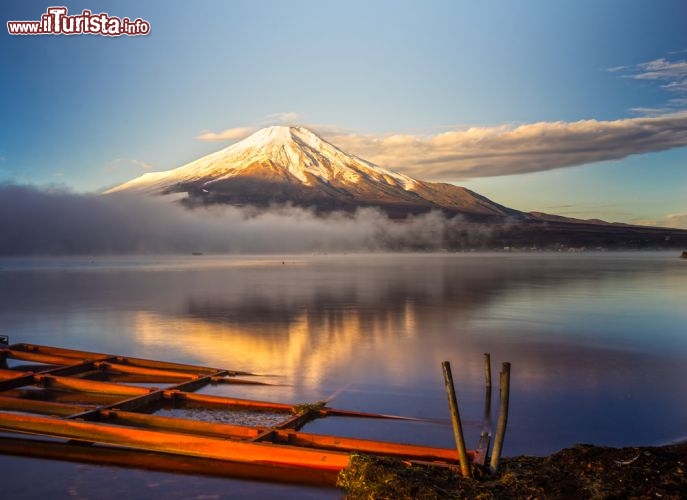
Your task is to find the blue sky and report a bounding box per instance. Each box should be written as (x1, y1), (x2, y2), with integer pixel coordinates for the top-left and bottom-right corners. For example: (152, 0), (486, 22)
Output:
(2, 0), (686, 226)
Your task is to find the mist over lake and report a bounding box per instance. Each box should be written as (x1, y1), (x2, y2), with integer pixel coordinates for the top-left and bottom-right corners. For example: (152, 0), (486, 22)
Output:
(1, 252), (685, 498)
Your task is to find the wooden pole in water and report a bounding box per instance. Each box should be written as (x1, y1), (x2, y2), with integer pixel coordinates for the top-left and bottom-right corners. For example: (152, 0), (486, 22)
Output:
(489, 362), (511, 474)
(483, 352), (493, 421)
(484, 353), (492, 390)
(441, 361), (471, 478)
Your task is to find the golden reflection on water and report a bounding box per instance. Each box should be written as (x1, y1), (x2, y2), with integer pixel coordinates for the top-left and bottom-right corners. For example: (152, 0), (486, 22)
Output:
(130, 300), (419, 391)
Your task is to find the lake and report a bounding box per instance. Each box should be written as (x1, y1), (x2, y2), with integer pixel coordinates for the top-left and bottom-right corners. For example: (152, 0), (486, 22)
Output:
(1, 252), (686, 499)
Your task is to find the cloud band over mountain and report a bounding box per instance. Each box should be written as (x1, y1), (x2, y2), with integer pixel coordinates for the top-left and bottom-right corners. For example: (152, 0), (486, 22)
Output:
(322, 114), (687, 181)
(0, 184), (485, 255)
(198, 113), (687, 182)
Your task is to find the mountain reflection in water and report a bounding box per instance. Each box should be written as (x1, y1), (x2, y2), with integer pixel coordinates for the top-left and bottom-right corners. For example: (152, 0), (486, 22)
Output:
(1, 253), (686, 457)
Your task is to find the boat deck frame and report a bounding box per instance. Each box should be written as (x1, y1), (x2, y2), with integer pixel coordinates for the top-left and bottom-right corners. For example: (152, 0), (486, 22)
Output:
(0, 338), (478, 486)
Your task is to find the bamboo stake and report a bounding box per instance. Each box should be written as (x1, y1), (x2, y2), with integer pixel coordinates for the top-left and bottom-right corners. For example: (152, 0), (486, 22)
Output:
(489, 362), (511, 474)
(484, 353), (492, 390)
(474, 431), (491, 466)
(441, 361), (471, 478)
(484, 385), (492, 423)
(483, 352), (493, 422)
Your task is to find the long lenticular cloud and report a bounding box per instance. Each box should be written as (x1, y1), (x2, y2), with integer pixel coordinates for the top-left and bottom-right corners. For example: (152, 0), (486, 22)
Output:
(317, 113), (687, 181)
(196, 114), (687, 182)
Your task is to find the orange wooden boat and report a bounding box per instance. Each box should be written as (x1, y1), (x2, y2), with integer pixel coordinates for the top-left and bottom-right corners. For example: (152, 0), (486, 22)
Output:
(0, 338), (481, 486)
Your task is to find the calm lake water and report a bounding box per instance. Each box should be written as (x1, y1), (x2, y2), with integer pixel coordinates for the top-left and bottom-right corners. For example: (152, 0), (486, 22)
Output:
(1, 252), (686, 499)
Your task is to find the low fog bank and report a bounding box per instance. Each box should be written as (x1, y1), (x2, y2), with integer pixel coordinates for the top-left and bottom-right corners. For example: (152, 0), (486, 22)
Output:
(0, 184), (503, 255)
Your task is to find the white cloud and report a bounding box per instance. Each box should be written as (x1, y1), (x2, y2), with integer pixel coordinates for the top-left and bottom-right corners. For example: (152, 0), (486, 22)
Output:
(196, 111), (300, 142)
(614, 51), (687, 115)
(130, 159), (153, 170)
(316, 113), (687, 181)
(654, 214), (687, 229)
(631, 58), (687, 84)
(266, 111), (300, 124)
(196, 127), (257, 142)
(197, 112), (304, 143)
(666, 214), (687, 229)
(629, 106), (676, 117)
(637, 213), (687, 229)
(104, 158), (155, 173)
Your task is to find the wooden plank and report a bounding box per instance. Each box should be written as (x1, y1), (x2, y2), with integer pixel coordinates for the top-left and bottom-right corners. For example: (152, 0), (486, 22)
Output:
(36, 374), (153, 397)
(103, 409), (260, 440)
(102, 408), (471, 463)
(0, 412), (352, 471)
(0, 368), (32, 381)
(321, 407), (428, 420)
(0, 436), (339, 486)
(45, 360), (103, 377)
(166, 390), (293, 412)
(11, 344), (252, 376)
(93, 361), (197, 381)
(0, 359), (109, 391)
(0, 396), (93, 416)
(9, 343), (101, 360)
(0, 371), (37, 392)
(27, 390), (125, 406)
(276, 429), (472, 463)
(4, 349), (106, 367)
(165, 372), (223, 393)
(3, 364), (59, 373)
(210, 376), (275, 386)
(112, 355), (226, 375)
(101, 374), (196, 384)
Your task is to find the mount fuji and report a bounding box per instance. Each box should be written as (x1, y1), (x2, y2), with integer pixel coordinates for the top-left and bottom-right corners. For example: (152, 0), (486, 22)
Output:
(105, 125), (687, 248)
(105, 126), (519, 220)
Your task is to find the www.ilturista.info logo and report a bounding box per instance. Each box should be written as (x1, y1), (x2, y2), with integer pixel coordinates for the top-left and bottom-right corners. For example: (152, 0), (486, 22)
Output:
(7, 7), (150, 36)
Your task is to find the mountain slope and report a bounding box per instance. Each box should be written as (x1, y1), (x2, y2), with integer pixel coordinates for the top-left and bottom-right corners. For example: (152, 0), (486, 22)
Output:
(105, 126), (519, 219)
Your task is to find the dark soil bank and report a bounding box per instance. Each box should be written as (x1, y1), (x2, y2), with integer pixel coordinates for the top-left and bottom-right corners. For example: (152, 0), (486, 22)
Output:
(338, 443), (687, 499)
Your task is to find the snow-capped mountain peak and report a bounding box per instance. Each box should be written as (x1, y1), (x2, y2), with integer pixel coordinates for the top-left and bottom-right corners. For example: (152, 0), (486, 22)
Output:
(107, 126), (417, 193)
(105, 125), (517, 219)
